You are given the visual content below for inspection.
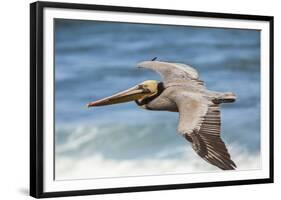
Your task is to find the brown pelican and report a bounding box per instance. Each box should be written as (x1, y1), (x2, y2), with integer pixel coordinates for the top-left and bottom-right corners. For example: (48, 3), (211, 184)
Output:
(88, 61), (237, 170)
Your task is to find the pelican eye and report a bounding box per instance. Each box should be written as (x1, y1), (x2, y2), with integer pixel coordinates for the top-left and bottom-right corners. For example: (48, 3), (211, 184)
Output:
(143, 88), (151, 93)
(138, 84), (151, 93)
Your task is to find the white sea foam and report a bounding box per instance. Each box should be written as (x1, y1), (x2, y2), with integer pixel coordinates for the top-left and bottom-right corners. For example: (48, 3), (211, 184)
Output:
(55, 143), (260, 180)
(56, 126), (99, 154)
(55, 123), (260, 180)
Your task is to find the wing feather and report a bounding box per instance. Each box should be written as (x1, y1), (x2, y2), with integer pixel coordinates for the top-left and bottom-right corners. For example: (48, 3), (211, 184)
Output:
(175, 93), (236, 170)
(137, 61), (204, 87)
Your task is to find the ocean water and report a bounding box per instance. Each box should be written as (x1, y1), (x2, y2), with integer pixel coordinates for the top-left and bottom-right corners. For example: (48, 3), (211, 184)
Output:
(54, 19), (261, 180)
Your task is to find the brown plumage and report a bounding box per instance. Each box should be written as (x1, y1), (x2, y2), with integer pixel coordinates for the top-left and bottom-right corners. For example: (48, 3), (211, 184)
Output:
(137, 61), (237, 170)
(88, 60), (237, 170)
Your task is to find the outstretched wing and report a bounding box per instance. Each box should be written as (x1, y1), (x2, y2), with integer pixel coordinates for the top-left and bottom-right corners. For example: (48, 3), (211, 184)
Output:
(137, 61), (204, 86)
(174, 91), (236, 170)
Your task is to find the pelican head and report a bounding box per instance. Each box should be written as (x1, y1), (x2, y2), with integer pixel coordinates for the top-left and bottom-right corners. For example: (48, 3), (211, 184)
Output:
(88, 80), (158, 107)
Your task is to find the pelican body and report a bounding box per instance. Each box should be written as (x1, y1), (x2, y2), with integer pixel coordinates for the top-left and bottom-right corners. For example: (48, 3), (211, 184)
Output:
(88, 61), (237, 170)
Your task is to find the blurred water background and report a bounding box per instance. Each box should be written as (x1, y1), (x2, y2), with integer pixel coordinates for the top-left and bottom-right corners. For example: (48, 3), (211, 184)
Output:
(54, 19), (260, 180)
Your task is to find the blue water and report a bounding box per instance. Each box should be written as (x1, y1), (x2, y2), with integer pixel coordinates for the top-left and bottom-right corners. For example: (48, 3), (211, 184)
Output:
(54, 19), (260, 178)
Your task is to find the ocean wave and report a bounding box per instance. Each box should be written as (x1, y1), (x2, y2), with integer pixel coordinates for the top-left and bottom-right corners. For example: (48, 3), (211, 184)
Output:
(55, 143), (260, 180)
(55, 120), (260, 180)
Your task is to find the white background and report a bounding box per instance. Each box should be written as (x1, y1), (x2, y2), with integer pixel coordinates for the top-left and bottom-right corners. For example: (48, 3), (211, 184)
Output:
(0, 0), (279, 199)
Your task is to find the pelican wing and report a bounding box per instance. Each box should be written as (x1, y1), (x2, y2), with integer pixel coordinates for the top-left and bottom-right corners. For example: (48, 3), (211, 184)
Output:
(137, 61), (203, 86)
(175, 92), (236, 170)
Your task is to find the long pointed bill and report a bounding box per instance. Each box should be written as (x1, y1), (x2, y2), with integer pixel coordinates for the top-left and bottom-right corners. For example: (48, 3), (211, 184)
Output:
(87, 85), (150, 107)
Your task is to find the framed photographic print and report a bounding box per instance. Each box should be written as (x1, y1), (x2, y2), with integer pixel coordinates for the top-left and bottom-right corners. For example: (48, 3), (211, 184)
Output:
(30, 1), (274, 198)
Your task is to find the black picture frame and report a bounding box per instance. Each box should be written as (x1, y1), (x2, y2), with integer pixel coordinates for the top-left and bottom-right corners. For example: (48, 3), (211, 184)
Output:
(30, 1), (274, 198)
